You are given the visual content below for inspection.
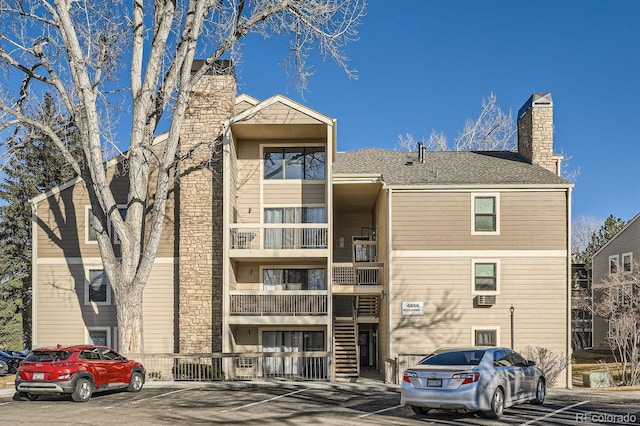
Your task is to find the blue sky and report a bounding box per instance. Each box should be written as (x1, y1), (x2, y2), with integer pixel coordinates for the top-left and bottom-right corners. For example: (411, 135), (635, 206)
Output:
(234, 0), (640, 224)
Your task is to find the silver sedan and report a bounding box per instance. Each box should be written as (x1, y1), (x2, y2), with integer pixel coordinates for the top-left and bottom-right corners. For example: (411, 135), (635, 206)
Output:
(400, 347), (546, 418)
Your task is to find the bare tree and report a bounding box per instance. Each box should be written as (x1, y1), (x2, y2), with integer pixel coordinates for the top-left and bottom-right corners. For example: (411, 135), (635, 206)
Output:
(578, 261), (640, 386)
(395, 93), (515, 152)
(572, 215), (603, 263)
(0, 0), (365, 353)
(453, 93), (516, 151)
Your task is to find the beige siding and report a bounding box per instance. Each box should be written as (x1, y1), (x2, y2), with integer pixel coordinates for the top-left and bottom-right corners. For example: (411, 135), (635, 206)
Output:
(33, 261), (175, 353)
(236, 263), (262, 292)
(236, 140), (261, 223)
(234, 100), (256, 116)
(392, 191), (567, 250)
(591, 216), (640, 349)
(263, 182), (326, 206)
(390, 256), (568, 386)
(332, 212), (372, 262)
(34, 145), (176, 259)
(241, 103), (321, 125)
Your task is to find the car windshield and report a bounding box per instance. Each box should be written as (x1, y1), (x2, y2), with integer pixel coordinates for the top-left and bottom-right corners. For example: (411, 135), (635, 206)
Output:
(26, 351), (72, 362)
(419, 350), (486, 366)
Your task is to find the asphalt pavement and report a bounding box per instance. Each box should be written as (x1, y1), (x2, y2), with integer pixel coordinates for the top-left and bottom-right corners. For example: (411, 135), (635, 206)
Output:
(3, 375), (640, 404)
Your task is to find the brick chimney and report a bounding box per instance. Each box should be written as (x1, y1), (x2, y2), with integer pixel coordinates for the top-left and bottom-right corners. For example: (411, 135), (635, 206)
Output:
(178, 60), (236, 354)
(517, 93), (562, 175)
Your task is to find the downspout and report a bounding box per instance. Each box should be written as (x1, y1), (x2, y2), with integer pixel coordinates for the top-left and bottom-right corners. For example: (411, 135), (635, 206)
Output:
(387, 187), (393, 380)
(566, 186), (573, 389)
(328, 119), (336, 381)
(31, 200), (38, 347)
(221, 122), (231, 355)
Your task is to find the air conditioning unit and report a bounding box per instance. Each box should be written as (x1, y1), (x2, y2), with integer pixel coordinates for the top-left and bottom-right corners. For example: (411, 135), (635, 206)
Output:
(476, 295), (497, 306)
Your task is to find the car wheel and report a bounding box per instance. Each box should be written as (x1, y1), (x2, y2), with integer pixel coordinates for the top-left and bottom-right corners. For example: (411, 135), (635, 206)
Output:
(411, 406), (430, 415)
(484, 387), (504, 419)
(531, 378), (546, 405)
(128, 371), (144, 392)
(18, 391), (39, 401)
(71, 378), (93, 402)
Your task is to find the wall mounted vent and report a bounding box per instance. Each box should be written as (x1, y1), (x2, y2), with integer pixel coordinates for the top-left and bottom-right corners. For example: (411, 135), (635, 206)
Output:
(476, 295), (497, 306)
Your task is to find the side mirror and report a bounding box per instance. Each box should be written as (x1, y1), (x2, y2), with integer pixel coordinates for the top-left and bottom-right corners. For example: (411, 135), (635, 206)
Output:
(528, 360), (536, 367)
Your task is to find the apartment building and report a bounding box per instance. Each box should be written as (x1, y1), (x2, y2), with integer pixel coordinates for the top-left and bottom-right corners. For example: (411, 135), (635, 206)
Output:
(30, 68), (573, 386)
(591, 213), (640, 350)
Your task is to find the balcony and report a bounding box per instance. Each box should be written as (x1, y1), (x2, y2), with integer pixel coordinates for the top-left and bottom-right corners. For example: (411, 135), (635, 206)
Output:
(230, 225), (328, 259)
(332, 262), (383, 295)
(229, 291), (328, 324)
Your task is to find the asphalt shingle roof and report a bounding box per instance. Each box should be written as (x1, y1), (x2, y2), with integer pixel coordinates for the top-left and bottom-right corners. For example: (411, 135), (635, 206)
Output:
(333, 148), (570, 186)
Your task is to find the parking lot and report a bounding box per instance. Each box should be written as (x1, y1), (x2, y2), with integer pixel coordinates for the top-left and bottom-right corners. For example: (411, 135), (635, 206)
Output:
(1, 380), (639, 425)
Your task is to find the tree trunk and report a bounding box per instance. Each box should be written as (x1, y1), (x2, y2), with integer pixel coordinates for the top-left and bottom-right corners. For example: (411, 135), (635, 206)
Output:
(114, 280), (145, 354)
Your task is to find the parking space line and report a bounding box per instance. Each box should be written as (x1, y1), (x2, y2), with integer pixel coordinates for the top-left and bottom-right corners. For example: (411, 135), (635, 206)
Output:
(104, 387), (194, 409)
(356, 404), (404, 418)
(220, 388), (307, 413)
(519, 401), (588, 426)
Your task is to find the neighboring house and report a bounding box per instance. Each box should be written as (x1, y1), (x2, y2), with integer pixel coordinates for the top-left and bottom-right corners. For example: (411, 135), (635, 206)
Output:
(591, 213), (640, 350)
(30, 66), (573, 386)
(571, 263), (592, 350)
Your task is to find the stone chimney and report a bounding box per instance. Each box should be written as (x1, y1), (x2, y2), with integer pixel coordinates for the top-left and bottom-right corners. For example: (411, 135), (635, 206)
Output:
(178, 60), (236, 354)
(517, 93), (562, 175)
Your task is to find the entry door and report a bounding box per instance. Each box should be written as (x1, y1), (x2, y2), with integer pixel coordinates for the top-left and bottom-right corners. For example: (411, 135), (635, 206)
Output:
(358, 330), (370, 367)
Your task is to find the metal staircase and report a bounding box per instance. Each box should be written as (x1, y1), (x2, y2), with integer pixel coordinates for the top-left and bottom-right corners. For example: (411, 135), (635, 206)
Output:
(333, 318), (359, 377)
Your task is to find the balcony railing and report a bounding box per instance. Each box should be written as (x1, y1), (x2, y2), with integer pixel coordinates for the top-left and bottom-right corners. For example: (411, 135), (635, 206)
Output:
(230, 291), (328, 315)
(230, 225), (328, 250)
(125, 351), (330, 381)
(332, 263), (383, 285)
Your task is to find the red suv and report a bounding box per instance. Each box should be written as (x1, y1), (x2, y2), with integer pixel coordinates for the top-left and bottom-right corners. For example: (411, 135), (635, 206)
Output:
(15, 344), (145, 402)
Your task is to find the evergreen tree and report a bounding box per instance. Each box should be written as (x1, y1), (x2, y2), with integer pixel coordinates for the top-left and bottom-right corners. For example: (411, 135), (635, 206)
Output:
(0, 93), (79, 349)
(583, 215), (627, 270)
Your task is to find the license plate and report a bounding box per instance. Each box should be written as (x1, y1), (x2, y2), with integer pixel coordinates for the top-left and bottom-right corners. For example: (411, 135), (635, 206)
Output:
(427, 378), (442, 387)
(33, 373), (44, 380)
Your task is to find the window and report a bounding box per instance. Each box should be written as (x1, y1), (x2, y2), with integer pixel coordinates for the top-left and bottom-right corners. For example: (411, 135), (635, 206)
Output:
(112, 206), (128, 244)
(623, 253), (633, 273)
(472, 194), (499, 234)
(87, 327), (110, 346)
(264, 207), (325, 224)
(85, 268), (111, 305)
(492, 349), (512, 366)
(86, 206), (98, 243)
(609, 255), (619, 274)
(472, 260), (499, 294)
(263, 268), (326, 290)
(262, 330), (326, 376)
(472, 327), (499, 346)
(263, 147), (325, 180)
(86, 205), (127, 244)
(263, 207), (327, 249)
